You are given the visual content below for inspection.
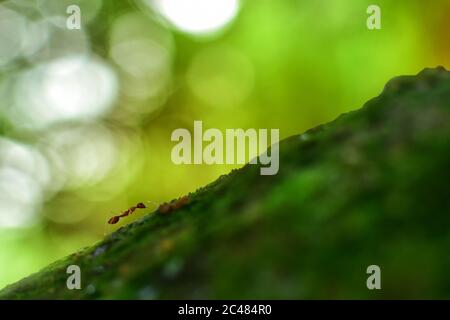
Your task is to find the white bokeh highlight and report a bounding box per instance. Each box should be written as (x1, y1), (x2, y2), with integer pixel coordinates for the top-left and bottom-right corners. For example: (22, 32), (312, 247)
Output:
(42, 125), (119, 189)
(13, 56), (118, 129)
(110, 12), (174, 114)
(147, 0), (239, 35)
(0, 6), (26, 68)
(0, 139), (51, 228)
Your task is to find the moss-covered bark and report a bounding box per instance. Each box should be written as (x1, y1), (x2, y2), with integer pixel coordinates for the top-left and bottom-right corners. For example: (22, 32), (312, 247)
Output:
(1, 67), (450, 299)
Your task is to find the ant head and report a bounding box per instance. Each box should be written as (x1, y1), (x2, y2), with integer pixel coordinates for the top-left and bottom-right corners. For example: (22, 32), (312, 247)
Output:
(136, 202), (146, 209)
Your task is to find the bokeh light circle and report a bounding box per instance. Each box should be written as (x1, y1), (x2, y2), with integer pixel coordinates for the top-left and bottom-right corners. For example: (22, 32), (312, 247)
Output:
(145, 0), (239, 35)
(110, 12), (174, 115)
(0, 138), (51, 228)
(0, 5), (26, 68)
(41, 124), (119, 189)
(13, 55), (118, 129)
(25, 18), (90, 63)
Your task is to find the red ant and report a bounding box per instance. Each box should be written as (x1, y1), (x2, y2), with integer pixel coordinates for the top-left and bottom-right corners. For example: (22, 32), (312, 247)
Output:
(107, 202), (147, 225)
(107, 196), (190, 225)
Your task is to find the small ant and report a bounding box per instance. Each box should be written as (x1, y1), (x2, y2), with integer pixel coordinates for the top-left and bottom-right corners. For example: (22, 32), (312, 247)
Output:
(107, 196), (190, 225)
(108, 202), (147, 225)
(158, 196), (190, 214)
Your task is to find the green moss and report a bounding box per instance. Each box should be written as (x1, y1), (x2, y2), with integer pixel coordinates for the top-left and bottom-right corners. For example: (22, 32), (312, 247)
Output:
(1, 67), (450, 299)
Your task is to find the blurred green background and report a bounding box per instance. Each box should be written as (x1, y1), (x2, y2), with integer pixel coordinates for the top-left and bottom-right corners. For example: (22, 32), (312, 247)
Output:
(0, 0), (448, 289)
